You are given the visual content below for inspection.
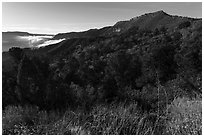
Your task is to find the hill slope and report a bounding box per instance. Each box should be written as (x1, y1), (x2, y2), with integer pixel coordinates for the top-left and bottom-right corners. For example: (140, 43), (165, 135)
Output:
(53, 10), (201, 40)
(2, 11), (202, 135)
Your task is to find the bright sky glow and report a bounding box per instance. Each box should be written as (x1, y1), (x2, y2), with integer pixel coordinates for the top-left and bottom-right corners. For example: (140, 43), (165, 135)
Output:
(2, 2), (202, 34)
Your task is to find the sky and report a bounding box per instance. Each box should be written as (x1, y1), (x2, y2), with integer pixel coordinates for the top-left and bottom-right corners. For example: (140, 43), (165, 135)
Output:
(2, 2), (202, 35)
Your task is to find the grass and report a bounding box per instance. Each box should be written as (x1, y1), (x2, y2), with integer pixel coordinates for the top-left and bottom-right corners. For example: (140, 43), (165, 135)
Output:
(2, 105), (62, 135)
(165, 97), (202, 135)
(2, 96), (202, 135)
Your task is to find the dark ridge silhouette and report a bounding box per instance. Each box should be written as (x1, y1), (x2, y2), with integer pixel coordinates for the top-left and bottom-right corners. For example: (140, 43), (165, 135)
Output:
(52, 10), (201, 40)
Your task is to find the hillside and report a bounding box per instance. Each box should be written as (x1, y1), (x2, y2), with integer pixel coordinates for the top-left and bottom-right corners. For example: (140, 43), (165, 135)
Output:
(2, 10), (202, 135)
(38, 14), (201, 59)
(53, 10), (201, 40)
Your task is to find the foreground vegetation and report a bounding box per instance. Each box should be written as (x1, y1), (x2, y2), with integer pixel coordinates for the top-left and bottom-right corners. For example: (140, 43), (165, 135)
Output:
(3, 95), (201, 135)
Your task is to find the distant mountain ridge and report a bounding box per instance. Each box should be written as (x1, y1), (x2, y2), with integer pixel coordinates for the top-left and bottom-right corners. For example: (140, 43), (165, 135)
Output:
(53, 27), (112, 39)
(53, 10), (201, 39)
(3, 31), (54, 36)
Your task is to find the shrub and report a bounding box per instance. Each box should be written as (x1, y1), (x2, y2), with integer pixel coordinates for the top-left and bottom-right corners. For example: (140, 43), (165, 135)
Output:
(178, 21), (191, 29)
(3, 105), (40, 134)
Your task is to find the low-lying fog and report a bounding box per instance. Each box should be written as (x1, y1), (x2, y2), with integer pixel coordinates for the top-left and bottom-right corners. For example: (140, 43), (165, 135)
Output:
(2, 34), (65, 51)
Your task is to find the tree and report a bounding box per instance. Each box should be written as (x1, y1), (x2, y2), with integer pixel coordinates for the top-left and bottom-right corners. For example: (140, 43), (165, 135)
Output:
(107, 50), (143, 91)
(151, 44), (178, 83)
(153, 28), (160, 35)
(15, 55), (47, 108)
(178, 21), (191, 29)
(160, 26), (167, 34)
(9, 47), (24, 63)
(2, 72), (18, 108)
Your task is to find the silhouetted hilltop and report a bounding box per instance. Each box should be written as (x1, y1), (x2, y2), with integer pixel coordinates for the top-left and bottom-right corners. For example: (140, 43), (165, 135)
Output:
(53, 10), (201, 39)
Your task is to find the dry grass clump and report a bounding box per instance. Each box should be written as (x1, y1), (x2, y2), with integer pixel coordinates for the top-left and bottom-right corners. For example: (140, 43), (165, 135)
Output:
(41, 102), (162, 135)
(2, 102), (163, 135)
(166, 97), (202, 135)
(2, 105), (61, 135)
